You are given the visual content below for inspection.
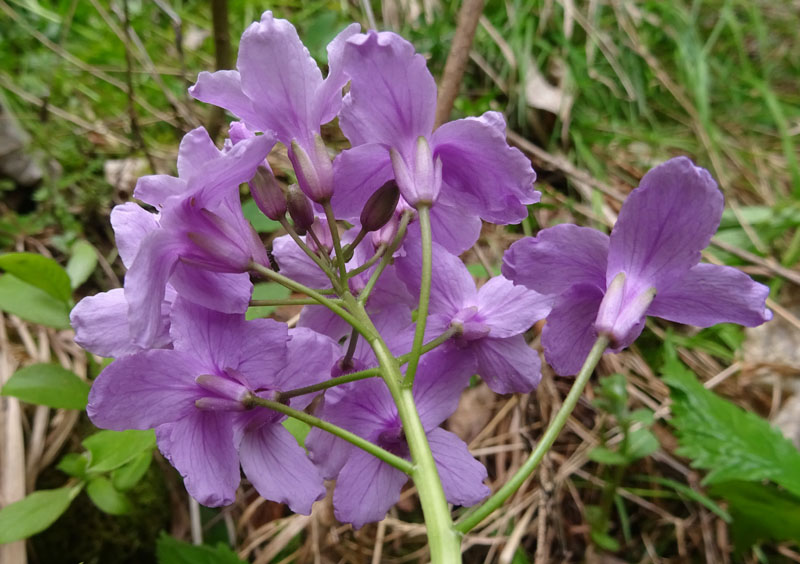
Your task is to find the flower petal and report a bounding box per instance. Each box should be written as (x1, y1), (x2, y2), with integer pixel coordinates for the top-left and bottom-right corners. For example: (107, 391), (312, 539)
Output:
(71, 289), (145, 358)
(431, 112), (539, 223)
(607, 157), (723, 293)
(420, 197), (483, 255)
(428, 428), (489, 506)
(313, 23), (361, 125)
(541, 284), (604, 376)
(330, 143), (394, 220)
(169, 264), (252, 314)
(333, 448), (407, 529)
(157, 411), (240, 507)
(477, 276), (554, 338)
(339, 31), (436, 150)
(271, 234), (332, 289)
(189, 70), (265, 129)
(647, 263), (772, 327)
(472, 335), (542, 393)
(133, 174), (187, 208)
(274, 327), (339, 410)
(502, 224), (609, 295)
(110, 203), (160, 269)
(413, 345), (476, 431)
(239, 423), (325, 515)
(87, 349), (203, 430)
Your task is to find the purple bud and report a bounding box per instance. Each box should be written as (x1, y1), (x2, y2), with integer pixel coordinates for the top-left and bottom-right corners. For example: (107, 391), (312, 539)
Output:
(390, 137), (442, 207)
(286, 184), (315, 235)
(360, 180), (400, 232)
(594, 272), (657, 346)
(307, 218), (333, 256)
(290, 134), (333, 203)
(371, 213), (401, 249)
(250, 165), (287, 220)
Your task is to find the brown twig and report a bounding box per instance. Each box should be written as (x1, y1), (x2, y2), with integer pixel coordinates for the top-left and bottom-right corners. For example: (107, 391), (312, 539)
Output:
(208, 0), (232, 139)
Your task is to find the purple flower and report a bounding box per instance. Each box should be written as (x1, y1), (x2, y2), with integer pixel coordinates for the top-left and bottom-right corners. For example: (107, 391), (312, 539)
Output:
(503, 157), (772, 376)
(330, 30), (539, 253)
(124, 128), (271, 347)
(395, 237), (552, 393)
(307, 345), (488, 528)
(88, 298), (338, 512)
(190, 12), (359, 202)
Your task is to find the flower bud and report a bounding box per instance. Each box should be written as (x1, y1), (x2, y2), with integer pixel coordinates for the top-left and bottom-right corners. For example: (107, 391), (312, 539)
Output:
(290, 134), (334, 203)
(371, 213), (400, 249)
(249, 165), (287, 220)
(286, 184), (315, 235)
(360, 180), (400, 232)
(390, 136), (442, 207)
(306, 217), (333, 256)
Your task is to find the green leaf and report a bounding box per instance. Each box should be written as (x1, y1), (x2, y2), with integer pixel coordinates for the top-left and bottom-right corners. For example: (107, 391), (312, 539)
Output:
(588, 446), (628, 466)
(86, 477), (132, 515)
(83, 429), (156, 473)
(56, 453), (89, 479)
(662, 346), (800, 496)
(65, 240), (97, 289)
(634, 476), (730, 522)
(0, 274), (71, 328)
(0, 487), (78, 544)
(1, 364), (89, 409)
(245, 282), (291, 320)
(156, 531), (246, 564)
(111, 450), (153, 492)
(0, 253), (71, 303)
(628, 408), (655, 426)
(242, 199), (281, 234)
(624, 428), (660, 461)
(282, 418), (311, 447)
(709, 481), (800, 550)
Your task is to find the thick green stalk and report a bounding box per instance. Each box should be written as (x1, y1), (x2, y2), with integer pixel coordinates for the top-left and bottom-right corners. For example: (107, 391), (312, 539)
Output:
(455, 336), (610, 534)
(275, 367), (381, 400)
(249, 395), (413, 474)
(249, 298), (343, 307)
(322, 201), (348, 280)
(403, 204), (432, 388)
(278, 217), (339, 288)
(358, 210), (413, 304)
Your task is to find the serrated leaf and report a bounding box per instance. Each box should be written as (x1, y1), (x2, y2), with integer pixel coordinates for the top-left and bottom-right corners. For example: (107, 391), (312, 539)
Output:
(86, 477), (132, 515)
(1, 363), (89, 409)
(242, 199), (281, 233)
(662, 346), (800, 496)
(0, 487), (78, 544)
(245, 282), (291, 320)
(65, 240), (97, 289)
(57, 453), (89, 479)
(112, 450), (153, 492)
(0, 274), (71, 328)
(156, 531), (246, 564)
(83, 429), (156, 473)
(0, 252), (71, 303)
(588, 446), (628, 466)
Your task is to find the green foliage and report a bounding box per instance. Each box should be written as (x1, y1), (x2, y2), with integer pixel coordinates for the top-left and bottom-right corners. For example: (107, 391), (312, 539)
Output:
(112, 450), (154, 492)
(155, 532), (246, 564)
(242, 199), (281, 233)
(0, 252), (72, 302)
(662, 347), (800, 495)
(1, 363), (89, 409)
(83, 429), (157, 473)
(0, 487), (80, 544)
(245, 282), (291, 320)
(0, 274), (71, 328)
(86, 477), (133, 516)
(283, 417), (311, 447)
(65, 240), (98, 289)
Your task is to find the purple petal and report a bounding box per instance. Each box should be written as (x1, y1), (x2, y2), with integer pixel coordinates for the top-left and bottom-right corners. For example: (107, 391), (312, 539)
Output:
(133, 174), (187, 208)
(87, 349), (203, 430)
(339, 31), (436, 150)
(236, 12), (323, 144)
(607, 157), (723, 294)
(428, 428), (489, 506)
(306, 421), (353, 480)
(330, 144), (394, 220)
(648, 263), (772, 328)
(333, 448), (407, 529)
(502, 224), (609, 295)
(541, 284), (604, 376)
(170, 264), (252, 314)
(412, 197), (483, 255)
(472, 335), (542, 393)
(414, 345), (476, 430)
(274, 327), (339, 410)
(271, 234), (332, 289)
(176, 127), (223, 179)
(298, 305), (351, 343)
(239, 423), (325, 515)
(313, 23), (361, 125)
(71, 289), (145, 358)
(430, 112), (539, 223)
(189, 70), (265, 129)
(477, 276), (554, 338)
(157, 411), (240, 507)
(110, 203), (160, 269)
(318, 378), (397, 442)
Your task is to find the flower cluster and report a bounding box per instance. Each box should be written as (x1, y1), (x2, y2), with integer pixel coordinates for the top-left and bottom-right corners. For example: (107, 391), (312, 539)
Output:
(71, 12), (771, 529)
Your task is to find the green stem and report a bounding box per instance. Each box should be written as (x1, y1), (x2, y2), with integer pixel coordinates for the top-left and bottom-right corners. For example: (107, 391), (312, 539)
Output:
(344, 294), (461, 563)
(248, 395), (413, 474)
(403, 204), (432, 388)
(455, 336), (610, 534)
(322, 201), (348, 280)
(342, 228), (367, 262)
(395, 326), (457, 364)
(347, 244), (387, 278)
(249, 298), (343, 307)
(358, 210), (413, 305)
(275, 367), (381, 401)
(249, 262), (366, 335)
(278, 217), (338, 286)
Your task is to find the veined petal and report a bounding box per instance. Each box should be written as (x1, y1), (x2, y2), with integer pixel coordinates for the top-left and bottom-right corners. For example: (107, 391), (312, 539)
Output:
(413, 345), (476, 431)
(133, 174), (187, 208)
(330, 144), (394, 220)
(428, 428), (489, 506)
(169, 264), (252, 315)
(477, 276), (554, 338)
(87, 349), (204, 430)
(239, 423), (325, 515)
(110, 203), (160, 269)
(189, 70), (265, 130)
(431, 112), (539, 223)
(339, 30), (436, 150)
(542, 283), (605, 376)
(177, 127), (223, 179)
(648, 263), (772, 327)
(607, 157), (723, 295)
(273, 327), (339, 411)
(503, 224), (609, 295)
(472, 335), (542, 393)
(419, 197), (483, 255)
(271, 233), (333, 289)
